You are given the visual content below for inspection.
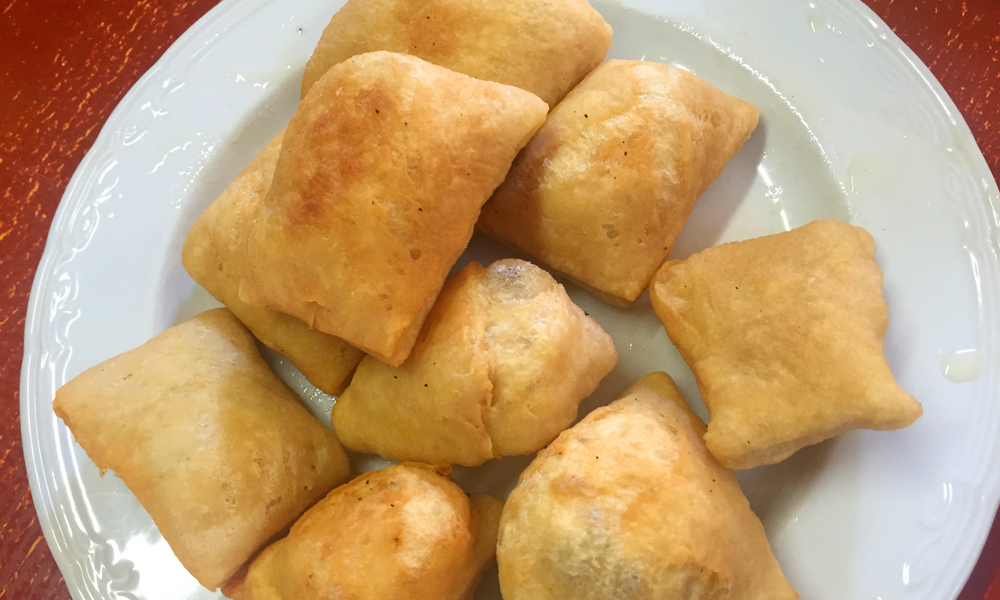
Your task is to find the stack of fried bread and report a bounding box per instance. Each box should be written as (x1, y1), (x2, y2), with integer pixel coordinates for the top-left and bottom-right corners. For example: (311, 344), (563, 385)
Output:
(53, 0), (922, 597)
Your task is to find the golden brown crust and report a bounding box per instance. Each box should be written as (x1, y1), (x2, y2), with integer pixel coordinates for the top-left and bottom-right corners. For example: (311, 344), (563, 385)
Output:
(181, 131), (365, 396)
(497, 372), (798, 600)
(238, 52), (548, 365)
(479, 60), (760, 305)
(649, 220), (923, 469)
(330, 259), (617, 466)
(224, 464), (502, 600)
(52, 309), (351, 590)
(479, 259), (618, 456)
(300, 0), (612, 107)
(331, 264), (496, 466)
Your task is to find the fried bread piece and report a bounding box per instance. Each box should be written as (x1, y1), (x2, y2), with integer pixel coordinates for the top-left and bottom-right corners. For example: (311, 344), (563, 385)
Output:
(497, 372), (798, 600)
(331, 259), (617, 466)
(238, 52), (548, 365)
(301, 0), (612, 107)
(650, 220), (922, 469)
(224, 464), (503, 600)
(479, 60), (759, 305)
(53, 309), (351, 590)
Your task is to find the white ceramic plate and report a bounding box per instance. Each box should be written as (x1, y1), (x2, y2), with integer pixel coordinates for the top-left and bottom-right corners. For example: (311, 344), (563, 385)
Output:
(21, 0), (1000, 598)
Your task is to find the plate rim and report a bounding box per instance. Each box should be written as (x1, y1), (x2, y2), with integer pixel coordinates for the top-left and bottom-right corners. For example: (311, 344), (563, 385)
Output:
(18, 0), (280, 597)
(20, 0), (1000, 598)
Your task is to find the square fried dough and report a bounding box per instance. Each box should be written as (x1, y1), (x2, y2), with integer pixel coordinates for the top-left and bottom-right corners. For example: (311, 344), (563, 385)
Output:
(497, 372), (797, 600)
(301, 0), (612, 108)
(479, 60), (759, 306)
(331, 259), (617, 466)
(181, 130), (364, 396)
(650, 220), (922, 469)
(237, 52), (548, 366)
(224, 464), (503, 600)
(53, 309), (351, 590)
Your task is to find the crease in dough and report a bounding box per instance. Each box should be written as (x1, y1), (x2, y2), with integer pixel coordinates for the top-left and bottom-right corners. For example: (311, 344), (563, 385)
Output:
(223, 463), (503, 600)
(496, 372), (798, 600)
(53, 309), (351, 591)
(330, 258), (618, 466)
(300, 0), (612, 108)
(649, 220), (923, 469)
(479, 60), (760, 306)
(181, 129), (365, 396)
(237, 51), (549, 366)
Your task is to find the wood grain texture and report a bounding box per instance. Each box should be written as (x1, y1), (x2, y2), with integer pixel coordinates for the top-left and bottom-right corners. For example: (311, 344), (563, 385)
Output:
(0, 0), (997, 599)
(0, 1), (219, 598)
(868, 0), (999, 182)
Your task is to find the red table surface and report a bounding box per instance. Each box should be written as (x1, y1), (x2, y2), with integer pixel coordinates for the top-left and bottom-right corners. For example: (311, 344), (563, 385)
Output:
(1, 0), (998, 597)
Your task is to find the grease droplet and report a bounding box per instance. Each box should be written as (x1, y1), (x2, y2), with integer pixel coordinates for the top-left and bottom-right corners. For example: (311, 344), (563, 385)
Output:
(807, 3), (827, 33)
(940, 349), (981, 383)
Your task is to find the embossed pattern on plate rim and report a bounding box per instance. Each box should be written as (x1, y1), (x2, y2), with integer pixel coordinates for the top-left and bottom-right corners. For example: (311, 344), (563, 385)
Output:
(19, 0), (1000, 598)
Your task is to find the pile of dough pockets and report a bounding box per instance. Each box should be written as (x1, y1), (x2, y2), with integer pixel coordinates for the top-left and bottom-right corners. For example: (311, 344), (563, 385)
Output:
(54, 0), (921, 597)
